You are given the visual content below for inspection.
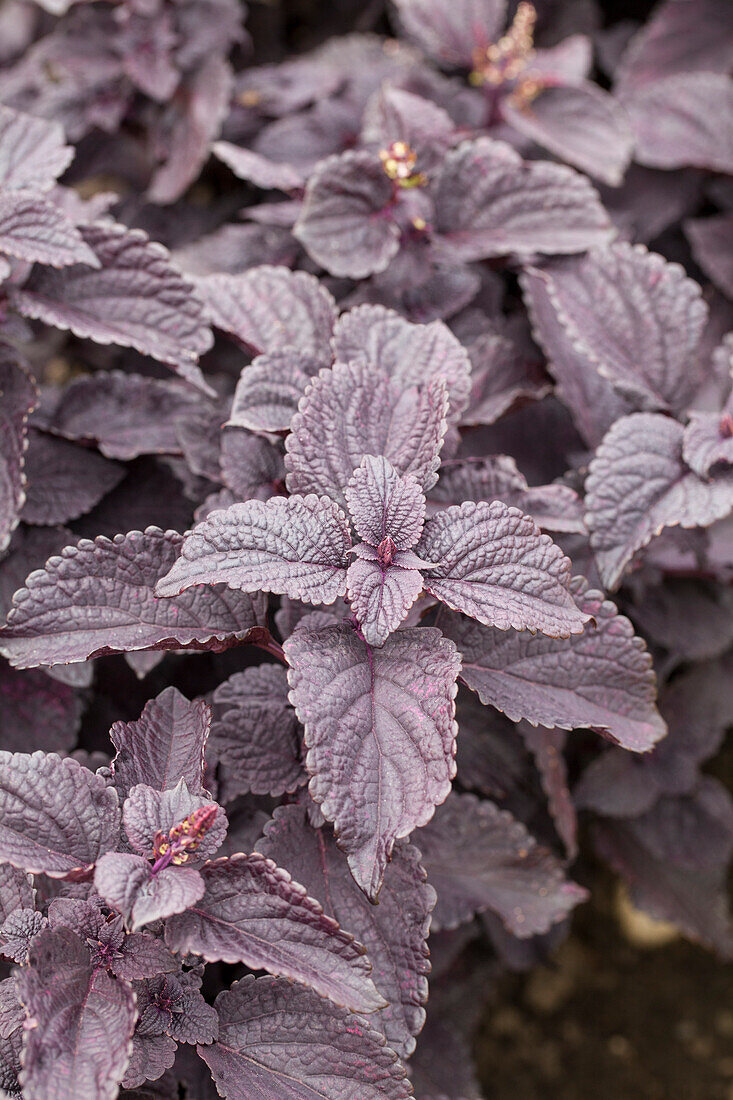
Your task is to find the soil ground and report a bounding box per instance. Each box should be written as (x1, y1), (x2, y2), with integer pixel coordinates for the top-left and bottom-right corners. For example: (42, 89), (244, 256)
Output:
(476, 881), (733, 1099)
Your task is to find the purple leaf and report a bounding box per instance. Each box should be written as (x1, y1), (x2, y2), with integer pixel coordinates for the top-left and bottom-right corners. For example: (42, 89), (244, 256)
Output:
(503, 83), (634, 186)
(361, 85), (455, 171)
(165, 853), (386, 1014)
(585, 413), (733, 590)
(285, 361), (448, 507)
(683, 408), (733, 479)
(521, 725), (576, 858)
(616, 0), (733, 90)
(219, 427), (285, 501)
(621, 73), (733, 172)
(575, 655), (733, 817)
(293, 150), (399, 278)
(0, 908), (47, 962)
(285, 620), (460, 899)
(0, 528), (265, 669)
(148, 55), (232, 205)
(123, 1031), (177, 1091)
(197, 265), (336, 359)
(94, 852), (205, 932)
(212, 141), (305, 192)
(211, 665), (306, 798)
(0, 663), (81, 753)
(21, 429), (124, 526)
(200, 975), (412, 1099)
(122, 780), (226, 864)
(0, 350), (37, 554)
(9, 223), (214, 393)
(443, 574), (666, 752)
(228, 348), (323, 434)
(156, 495), (351, 605)
(595, 779), (733, 955)
(345, 455), (426, 549)
(332, 304), (472, 426)
(685, 212), (733, 300)
(16, 927), (137, 1100)
(134, 970), (218, 1046)
(0, 524), (73, 621)
(46, 372), (194, 461)
(459, 330), (551, 429)
(259, 804), (435, 1057)
(393, 0), (506, 67)
(0, 864), (33, 924)
(0, 751), (119, 877)
(0, 190), (98, 268)
(346, 554), (425, 646)
(417, 791), (587, 934)
(0, 106), (73, 192)
(110, 687), (211, 799)
(48, 897), (177, 980)
(520, 264), (633, 447)
(418, 500), (587, 637)
(432, 138), (613, 261)
(522, 244), (709, 414)
(431, 458), (586, 535)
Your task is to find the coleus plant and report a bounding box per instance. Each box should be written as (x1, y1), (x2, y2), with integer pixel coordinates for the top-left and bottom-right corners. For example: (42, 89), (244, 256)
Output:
(0, 0), (731, 1097)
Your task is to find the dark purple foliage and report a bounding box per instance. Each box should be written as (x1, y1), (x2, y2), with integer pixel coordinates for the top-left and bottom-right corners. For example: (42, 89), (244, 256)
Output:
(0, 1), (731, 1097)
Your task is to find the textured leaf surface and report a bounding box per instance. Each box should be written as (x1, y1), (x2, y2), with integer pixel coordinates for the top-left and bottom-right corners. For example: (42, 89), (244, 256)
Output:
(460, 330), (550, 430)
(0, 528), (264, 668)
(442, 576), (666, 752)
(294, 151), (399, 278)
(285, 361), (448, 509)
(585, 413), (733, 590)
(0, 864), (33, 925)
(622, 73), (733, 172)
(0, 190), (98, 267)
(345, 455), (426, 549)
(21, 429), (124, 526)
(259, 805), (434, 1057)
(200, 975), (412, 1099)
(165, 853), (385, 1014)
(199, 265), (335, 361)
(683, 410), (733, 479)
(432, 138), (613, 260)
(0, 351), (37, 553)
(211, 665), (305, 797)
(0, 908), (46, 962)
(417, 792), (587, 934)
(156, 495), (350, 605)
(0, 751), (119, 876)
(419, 501), (587, 637)
(219, 428), (285, 501)
(0, 106), (73, 191)
(94, 852), (205, 931)
(285, 621), (460, 899)
(9, 223), (213, 391)
(47, 372), (193, 460)
(394, 0), (506, 66)
(432, 457), (585, 535)
(523, 244), (708, 413)
(520, 265), (632, 447)
(228, 349), (323, 434)
(346, 556), (424, 647)
(110, 687), (210, 799)
(332, 305), (472, 426)
(123, 780), (225, 864)
(504, 83), (634, 186)
(16, 927), (137, 1100)
(574, 655), (733, 817)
